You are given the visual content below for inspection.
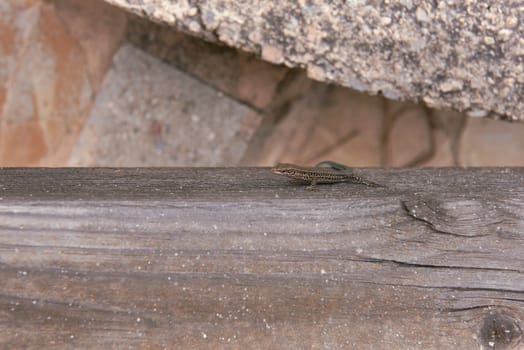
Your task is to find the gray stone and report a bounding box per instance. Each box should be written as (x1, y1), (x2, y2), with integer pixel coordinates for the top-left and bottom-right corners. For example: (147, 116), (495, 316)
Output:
(69, 44), (261, 166)
(104, 0), (524, 121)
(126, 17), (288, 111)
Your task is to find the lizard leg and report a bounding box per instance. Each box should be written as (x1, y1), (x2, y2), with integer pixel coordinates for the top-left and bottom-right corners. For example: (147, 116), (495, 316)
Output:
(306, 178), (318, 190)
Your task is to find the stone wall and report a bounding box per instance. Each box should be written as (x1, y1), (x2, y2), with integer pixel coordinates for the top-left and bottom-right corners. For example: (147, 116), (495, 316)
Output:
(1, 0), (523, 167)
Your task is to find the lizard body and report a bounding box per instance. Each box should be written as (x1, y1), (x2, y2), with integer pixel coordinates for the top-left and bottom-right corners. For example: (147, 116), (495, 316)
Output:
(271, 162), (382, 190)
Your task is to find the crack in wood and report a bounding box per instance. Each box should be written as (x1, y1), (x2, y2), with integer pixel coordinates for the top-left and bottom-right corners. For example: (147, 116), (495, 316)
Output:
(380, 258), (523, 274)
(358, 280), (524, 295)
(444, 305), (522, 313)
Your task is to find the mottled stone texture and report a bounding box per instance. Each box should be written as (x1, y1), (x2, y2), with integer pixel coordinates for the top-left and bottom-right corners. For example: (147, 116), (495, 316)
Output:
(0, 0), (125, 165)
(104, 0), (524, 121)
(69, 44), (262, 166)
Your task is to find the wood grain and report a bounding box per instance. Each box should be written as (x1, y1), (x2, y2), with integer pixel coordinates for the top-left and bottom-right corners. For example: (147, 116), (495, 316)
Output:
(0, 168), (523, 349)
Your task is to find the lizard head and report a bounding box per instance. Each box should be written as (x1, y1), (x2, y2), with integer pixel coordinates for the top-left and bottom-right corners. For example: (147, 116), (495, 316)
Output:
(271, 163), (300, 177)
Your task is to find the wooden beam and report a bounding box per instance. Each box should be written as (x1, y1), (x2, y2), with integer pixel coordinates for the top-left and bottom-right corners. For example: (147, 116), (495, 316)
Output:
(0, 168), (523, 349)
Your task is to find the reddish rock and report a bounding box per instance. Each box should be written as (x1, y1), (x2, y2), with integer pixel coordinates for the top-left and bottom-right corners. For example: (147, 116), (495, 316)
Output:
(0, 0), (125, 165)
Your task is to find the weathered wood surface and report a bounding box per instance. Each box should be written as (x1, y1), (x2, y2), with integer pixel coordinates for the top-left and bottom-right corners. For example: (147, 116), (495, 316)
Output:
(0, 168), (523, 349)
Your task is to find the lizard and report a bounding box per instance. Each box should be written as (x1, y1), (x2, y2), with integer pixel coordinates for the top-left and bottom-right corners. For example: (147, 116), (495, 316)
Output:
(271, 161), (383, 190)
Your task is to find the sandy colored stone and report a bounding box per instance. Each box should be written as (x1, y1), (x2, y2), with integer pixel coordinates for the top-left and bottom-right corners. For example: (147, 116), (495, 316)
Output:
(421, 130), (454, 167)
(104, 0), (524, 121)
(459, 117), (524, 166)
(424, 109), (466, 166)
(253, 81), (384, 167)
(69, 44), (262, 166)
(53, 0), (127, 88)
(386, 105), (432, 167)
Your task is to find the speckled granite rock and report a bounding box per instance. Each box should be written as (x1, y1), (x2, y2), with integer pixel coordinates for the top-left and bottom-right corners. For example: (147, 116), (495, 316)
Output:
(103, 0), (524, 121)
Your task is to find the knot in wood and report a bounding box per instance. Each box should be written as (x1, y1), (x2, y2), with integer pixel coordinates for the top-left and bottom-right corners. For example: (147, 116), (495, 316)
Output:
(479, 311), (522, 350)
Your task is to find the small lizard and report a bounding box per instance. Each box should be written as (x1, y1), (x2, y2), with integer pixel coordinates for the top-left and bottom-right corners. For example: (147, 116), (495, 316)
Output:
(271, 161), (383, 190)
